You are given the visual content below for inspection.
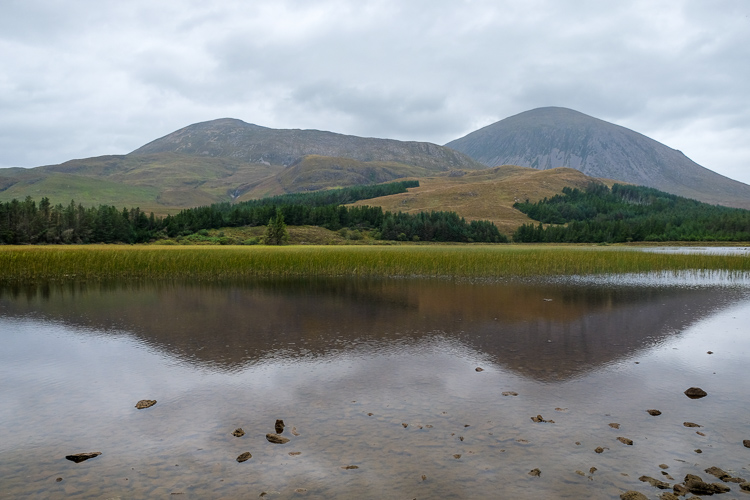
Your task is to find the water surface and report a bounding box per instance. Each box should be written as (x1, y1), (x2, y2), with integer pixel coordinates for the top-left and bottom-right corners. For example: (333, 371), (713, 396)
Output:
(1, 277), (749, 498)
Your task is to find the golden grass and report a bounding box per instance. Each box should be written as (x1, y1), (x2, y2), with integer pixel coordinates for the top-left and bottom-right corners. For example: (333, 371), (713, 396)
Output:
(1, 244), (749, 283)
(349, 166), (621, 234)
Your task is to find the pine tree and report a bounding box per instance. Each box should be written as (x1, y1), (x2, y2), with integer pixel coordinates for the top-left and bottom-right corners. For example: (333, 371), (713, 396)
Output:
(264, 208), (289, 245)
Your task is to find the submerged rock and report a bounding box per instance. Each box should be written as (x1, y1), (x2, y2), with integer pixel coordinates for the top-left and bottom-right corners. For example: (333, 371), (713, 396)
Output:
(647, 409), (662, 416)
(232, 428), (245, 437)
(619, 492), (647, 500)
(236, 452), (252, 463)
(266, 433), (290, 444)
(475, 367), (484, 372)
(683, 474), (730, 495)
(595, 447), (605, 454)
(135, 400), (157, 409)
(684, 387), (708, 399)
(741, 482), (750, 492)
(501, 391), (518, 396)
(639, 475), (670, 489)
(617, 437), (634, 446)
(275, 420), (285, 434)
(683, 422), (702, 428)
(609, 423), (621, 429)
(530, 414), (554, 423)
(528, 468), (541, 477)
(65, 452), (101, 463)
(341, 465), (359, 470)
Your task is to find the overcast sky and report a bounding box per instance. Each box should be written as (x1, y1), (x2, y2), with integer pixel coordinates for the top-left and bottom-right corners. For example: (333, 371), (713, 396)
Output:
(1, 0), (749, 182)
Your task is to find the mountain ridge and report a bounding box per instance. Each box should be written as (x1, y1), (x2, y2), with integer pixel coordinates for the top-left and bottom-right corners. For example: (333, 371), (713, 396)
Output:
(445, 107), (750, 209)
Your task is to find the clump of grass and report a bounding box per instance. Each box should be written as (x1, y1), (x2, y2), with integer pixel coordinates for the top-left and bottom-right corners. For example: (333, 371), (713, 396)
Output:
(2, 245), (750, 283)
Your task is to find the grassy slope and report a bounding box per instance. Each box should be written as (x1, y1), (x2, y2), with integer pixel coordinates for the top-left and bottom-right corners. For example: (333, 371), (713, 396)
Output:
(349, 165), (618, 234)
(0, 153), (283, 214)
(237, 155), (432, 200)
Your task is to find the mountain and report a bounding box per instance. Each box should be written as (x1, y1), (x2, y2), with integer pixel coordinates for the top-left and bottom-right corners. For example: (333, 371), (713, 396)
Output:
(132, 118), (483, 172)
(445, 107), (750, 209)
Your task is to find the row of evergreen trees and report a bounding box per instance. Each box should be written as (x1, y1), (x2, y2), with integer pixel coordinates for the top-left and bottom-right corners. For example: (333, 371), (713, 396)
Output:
(513, 183), (750, 243)
(0, 180), (506, 244)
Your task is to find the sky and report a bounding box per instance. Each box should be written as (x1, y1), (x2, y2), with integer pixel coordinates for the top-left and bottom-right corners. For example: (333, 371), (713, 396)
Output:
(1, 0), (749, 183)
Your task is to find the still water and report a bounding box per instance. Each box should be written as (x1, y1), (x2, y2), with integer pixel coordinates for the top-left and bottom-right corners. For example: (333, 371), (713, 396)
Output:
(1, 276), (750, 499)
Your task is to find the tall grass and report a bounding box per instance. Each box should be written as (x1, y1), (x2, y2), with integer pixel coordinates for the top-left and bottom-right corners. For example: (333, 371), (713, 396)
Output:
(1, 245), (749, 283)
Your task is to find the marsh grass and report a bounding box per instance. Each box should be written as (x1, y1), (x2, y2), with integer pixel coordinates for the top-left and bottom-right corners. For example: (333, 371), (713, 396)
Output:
(2, 245), (750, 283)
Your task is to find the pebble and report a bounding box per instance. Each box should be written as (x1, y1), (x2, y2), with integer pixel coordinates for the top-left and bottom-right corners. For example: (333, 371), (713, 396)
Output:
(275, 420), (285, 434)
(617, 437), (634, 446)
(646, 409), (662, 416)
(135, 400), (156, 409)
(65, 452), (101, 463)
(475, 367), (484, 372)
(236, 452), (252, 463)
(266, 434), (290, 444)
(232, 428), (245, 437)
(684, 387), (707, 399)
(609, 423), (620, 429)
(528, 468), (541, 477)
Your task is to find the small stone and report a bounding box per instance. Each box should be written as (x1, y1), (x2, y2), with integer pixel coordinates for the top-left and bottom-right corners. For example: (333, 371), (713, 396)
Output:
(135, 400), (157, 409)
(528, 468), (541, 477)
(609, 423), (620, 429)
(647, 409), (662, 416)
(704, 466), (730, 481)
(275, 419), (285, 434)
(294, 489), (307, 493)
(576, 470), (586, 476)
(672, 484), (689, 496)
(659, 464), (669, 469)
(683, 422), (701, 427)
(55, 478), (62, 482)
(696, 431), (706, 436)
(453, 454), (461, 459)
(531, 414), (552, 423)
(590, 467), (597, 474)
(291, 427), (300, 436)
(694, 449), (702, 453)
(744, 439), (750, 448)
(555, 407), (567, 411)
(475, 367), (484, 372)
(741, 482), (750, 492)
(619, 491), (647, 500)
(617, 437), (634, 446)
(684, 387), (707, 399)
(367, 413), (374, 416)
(236, 452), (252, 463)
(288, 452), (301, 456)
(341, 465), (359, 470)
(707, 351), (713, 354)
(421, 475), (427, 481)
(65, 452), (101, 463)
(232, 428), (245, 437)
(402, 423), (408, 428)
(459, 436), (464, 441)
(659, 493), (679, 500)
(595, 447), (605, 454)
(639, 475), (670, 489)
(266, 433), (290, 444)
(502, 391), (518, 396)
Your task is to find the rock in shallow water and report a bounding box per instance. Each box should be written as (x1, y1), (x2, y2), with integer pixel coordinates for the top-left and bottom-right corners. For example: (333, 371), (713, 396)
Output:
(232, 428), (245, 437)
(684, 387), (707, 399)
(619, 492), (647, 500)
(236, 452), (251, 463)
(647, 409), (662, 416)
(617, 437), (634, 446)
(275, 420), (285, 434)
(65, 452), (101, 463)
(528, 468), (541, 477)
(135, 400), (157, 409)
(266, 433), (290, 444)
(639, 475), (670, 489)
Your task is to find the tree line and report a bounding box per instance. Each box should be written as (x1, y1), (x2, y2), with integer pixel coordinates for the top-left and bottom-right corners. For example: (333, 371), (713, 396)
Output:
(512, 183), (750, 243)
(0, 180), (506, 244)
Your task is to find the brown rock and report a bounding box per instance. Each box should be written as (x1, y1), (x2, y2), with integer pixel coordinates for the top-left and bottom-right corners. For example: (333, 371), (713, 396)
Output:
(291, 427), (300, 436)
(744, 439), (750, 448)
(640, 475), (670, 489)
(232, 428), (245, 437)
(659, 493), (679, 500)
(135, 400), (157, 409)
(619, 491), (648, 500)
(684, 387), (707, 399)
(288, 452), (301, 456)
(65, 452), (101, 463)
(684, 474), (730, 494)
(647, 409), (662, 416)
(694, 449), (702, 453)
(617, 437), (634, 445)
(502, 391), (518, 396)
(595, 447), (606, 454)
(683, 422), (701, 427)
(275, 420), (285, 434)
(453, 454), (461, 459)
(236, 452), (252, 463)
(673, 484), (689, 496)
(609, 423), (621, 429)
(741, 482), (750, 492)
(528, 468), (541, 477)
(421, 475), (427, 481)
(341, 465), (359, 470)
(590, 467), (597, 474)
(705, 466), (730, 481)
(475, 367), (484, 372)
(659, 464), (669, 469)
(531, 414), (553, 423)
(266, 433), (290, 444)
(55, 478), (62, 482)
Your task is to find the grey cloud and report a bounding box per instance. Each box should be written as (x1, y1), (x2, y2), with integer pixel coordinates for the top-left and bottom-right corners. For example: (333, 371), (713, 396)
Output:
(0, 0), (749, 183)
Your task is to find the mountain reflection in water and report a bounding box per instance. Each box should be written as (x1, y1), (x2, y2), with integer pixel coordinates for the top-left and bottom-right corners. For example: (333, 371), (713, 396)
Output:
(0, 278), (742, 381)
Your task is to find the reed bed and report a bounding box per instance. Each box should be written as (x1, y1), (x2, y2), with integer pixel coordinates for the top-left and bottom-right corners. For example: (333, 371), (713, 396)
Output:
(1, 245), (749, 283)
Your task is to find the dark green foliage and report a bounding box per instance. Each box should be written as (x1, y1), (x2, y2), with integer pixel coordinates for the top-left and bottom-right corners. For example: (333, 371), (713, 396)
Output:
(512, 183), (750, 243)
(0, 180), (505, 244)
(264, 209), (289, 245)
